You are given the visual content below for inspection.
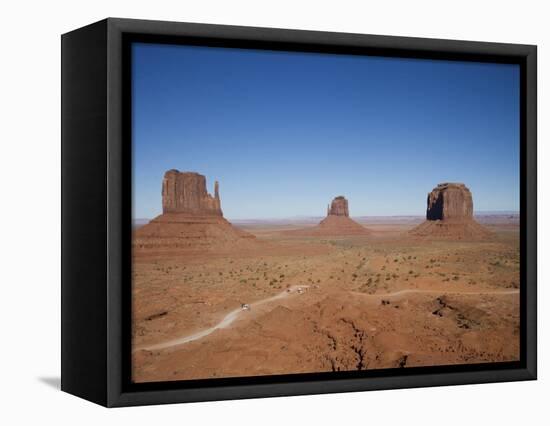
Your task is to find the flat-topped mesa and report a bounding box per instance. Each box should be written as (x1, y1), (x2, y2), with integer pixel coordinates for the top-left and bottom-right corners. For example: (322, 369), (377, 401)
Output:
(426, 182), (473, 221)
(162, 170), (222, 216)
(410, 182), (492, 240)
(328, 196), (349, 217)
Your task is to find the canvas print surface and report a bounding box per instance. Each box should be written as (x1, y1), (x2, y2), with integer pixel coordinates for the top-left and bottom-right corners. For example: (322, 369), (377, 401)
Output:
(131, 43), (520, 383)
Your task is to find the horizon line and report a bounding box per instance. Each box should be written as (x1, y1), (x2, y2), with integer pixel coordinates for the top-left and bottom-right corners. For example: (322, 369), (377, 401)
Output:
(133, 210), (520, 222)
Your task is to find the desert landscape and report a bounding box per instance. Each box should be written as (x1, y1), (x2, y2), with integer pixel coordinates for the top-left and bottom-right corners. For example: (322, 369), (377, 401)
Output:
(131, 171), (520, 383)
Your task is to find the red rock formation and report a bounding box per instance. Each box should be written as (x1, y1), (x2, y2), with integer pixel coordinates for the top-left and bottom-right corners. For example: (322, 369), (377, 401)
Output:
(287, 196), (370, 237)
(134, 171), (255, 254)
(410, 183), (492, 240)
(426, 183), (473, 221)
(162, 170), (222, 216)
(328, 196), (350, 217)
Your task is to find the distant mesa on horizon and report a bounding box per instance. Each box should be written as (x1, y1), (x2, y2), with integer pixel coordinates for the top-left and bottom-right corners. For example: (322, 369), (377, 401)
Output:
(410, 182), (493, 240)
(133, 170), (255, 253)
(286, 195), (371, 237)
(327, 196), (349, 217)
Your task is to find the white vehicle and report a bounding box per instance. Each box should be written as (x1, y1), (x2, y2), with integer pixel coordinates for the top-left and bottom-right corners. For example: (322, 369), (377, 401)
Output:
(241, 303), (251, 311)
(297, 287), (304, 294)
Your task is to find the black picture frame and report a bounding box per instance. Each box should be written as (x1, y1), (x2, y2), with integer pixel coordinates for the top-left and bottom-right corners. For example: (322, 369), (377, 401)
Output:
(61, 17), (537, 407)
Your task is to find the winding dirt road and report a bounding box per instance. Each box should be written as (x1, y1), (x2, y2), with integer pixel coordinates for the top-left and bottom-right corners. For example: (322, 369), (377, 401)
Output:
(137, 285), (308, 351)
(352, 288), (519, 299)
(136, 287), (519, 352)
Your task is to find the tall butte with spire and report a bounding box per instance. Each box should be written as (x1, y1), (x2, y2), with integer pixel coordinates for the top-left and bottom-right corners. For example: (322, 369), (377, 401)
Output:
(410, 182), (492, 239)
(161, 170), (222, 216)
(134, 170), (254, 253)
(288, 195), (370, 236)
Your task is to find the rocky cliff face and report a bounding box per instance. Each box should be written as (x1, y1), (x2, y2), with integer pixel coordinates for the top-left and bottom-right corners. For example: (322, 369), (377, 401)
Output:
(426, 183), (473, 221)
(411, 182), (491, 240)
(134, 170), (256, 254)
(162, 170), (222, 216)
(328, 196), (350, 217)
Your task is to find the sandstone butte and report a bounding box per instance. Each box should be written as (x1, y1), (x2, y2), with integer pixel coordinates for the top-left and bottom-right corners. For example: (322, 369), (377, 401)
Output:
(410, 182), (492, 240)
(288, 196), (371, 237)
(133, 170), (254, 253)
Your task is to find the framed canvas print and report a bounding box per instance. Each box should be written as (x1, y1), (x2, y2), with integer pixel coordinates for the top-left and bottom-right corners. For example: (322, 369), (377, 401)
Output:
(61, 18), (537, 407)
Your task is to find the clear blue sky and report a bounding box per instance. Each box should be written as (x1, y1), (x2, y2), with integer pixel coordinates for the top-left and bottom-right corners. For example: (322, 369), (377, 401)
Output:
(132, 42), (519, 220)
